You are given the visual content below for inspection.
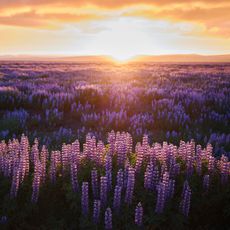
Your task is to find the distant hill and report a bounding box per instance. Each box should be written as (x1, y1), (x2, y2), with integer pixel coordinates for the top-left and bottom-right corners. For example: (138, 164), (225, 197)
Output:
(132, 54), (230, 63)
(0, 54), (230, 63)
(0, 55), (112, 63)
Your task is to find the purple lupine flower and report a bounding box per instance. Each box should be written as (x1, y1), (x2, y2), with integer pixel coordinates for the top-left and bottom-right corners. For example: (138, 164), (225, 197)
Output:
(96, 141), (105, 165)
(70, 142), (79, 192)
(100, 176), (108, 207)
(105, 207), (112, 230)
(117, 142), (126, 167)
(149, 147), (156, 164)
(105, 154), (112, 173)
(31, 170), (41, 203)
(113, 185), (122, 213)
(208, 156), (215, 172)
(105, 153), (112, 192)
(18, 135), (30, 185)
(152, 166), (159, 190)
(31, 157), (42, 203)
(125, 167), (135, 205)
(108, 130), (116, 156)
(81, 182), (89, 216)
(182, 180), (190, 198)
(180, 186), (192, 217)
(85, 134), (93, 159)
(168, 155), (176, 176)
(106, 171), (112, 192)
(49, 151), (61, 184)
(155, 182), (167, 214)
(135, 143), (144, 173)
(90, 136), (97, 162)
(160, 163), (167, 179)
(10, 164), (20, 198)
(71, 139), (80, 165)
(50, 155), (56, 184)
(61, 143), (68, 174)
(203, 174), (210, 191)
(70, 161), (78, 192)
(206, 144), (213, 158)
(31, 139), (39, 165)
(186, 156), (194, 178)
(144, 163), (153, 190)
(40, 145), (48, 184)
(168, 179), (175, 199)
(91, 168), (99, 198)
(221, 162), (229, 185)
(162, 171), (170, 199)
(142, 134), (149, 156)
(195, 156), (202, 176)
(116, 169), (124, 189)
(21, 135), (30, 178)
(135, 202), (143, 227)
(93, 199), (101, 224)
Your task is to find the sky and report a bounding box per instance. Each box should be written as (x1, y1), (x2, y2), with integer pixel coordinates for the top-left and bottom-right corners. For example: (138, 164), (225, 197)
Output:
(0, 0), (230, 60)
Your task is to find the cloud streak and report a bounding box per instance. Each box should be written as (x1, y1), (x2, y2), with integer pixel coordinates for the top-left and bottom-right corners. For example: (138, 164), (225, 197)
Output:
(0, 0), (229, 56)
(0, 9), (104, 29)
(123, 5), (230, 37)
(0, 0), (229, 37)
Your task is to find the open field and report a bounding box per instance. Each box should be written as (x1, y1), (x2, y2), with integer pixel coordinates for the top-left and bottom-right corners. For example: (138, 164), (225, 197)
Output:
(0, 61), (230, 229)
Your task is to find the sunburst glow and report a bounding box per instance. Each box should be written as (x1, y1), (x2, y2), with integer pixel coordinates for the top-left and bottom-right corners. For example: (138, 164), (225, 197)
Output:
(0, 1), (229, 56)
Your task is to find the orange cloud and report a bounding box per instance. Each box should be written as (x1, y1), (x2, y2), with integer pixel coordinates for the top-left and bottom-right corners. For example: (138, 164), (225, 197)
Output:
(0, 9), (103, 29)
(0, 0), (229, 8)
(0, 0), (229, 38)
(123, 5), (230, 37)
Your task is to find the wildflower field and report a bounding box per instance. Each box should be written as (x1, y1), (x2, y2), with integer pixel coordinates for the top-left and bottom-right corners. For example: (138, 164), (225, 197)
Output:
(0, 61), (230, 229)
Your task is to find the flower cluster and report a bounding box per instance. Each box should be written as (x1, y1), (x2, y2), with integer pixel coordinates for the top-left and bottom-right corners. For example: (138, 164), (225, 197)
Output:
(0, 131), (229, 228)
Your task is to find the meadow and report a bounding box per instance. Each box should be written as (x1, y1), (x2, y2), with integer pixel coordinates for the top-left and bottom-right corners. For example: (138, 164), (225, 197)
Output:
(0, 61), (230, 229)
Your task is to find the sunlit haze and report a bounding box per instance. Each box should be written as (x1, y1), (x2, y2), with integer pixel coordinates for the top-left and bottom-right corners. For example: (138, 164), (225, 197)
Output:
(0, 0), (230, 59)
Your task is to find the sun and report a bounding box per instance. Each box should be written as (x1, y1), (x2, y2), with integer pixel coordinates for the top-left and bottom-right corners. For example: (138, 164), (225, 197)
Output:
(86, 17), (153, 63)
(111, 54), (135, 63)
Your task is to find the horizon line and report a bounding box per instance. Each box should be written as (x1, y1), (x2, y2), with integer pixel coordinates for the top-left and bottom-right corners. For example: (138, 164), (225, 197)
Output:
(0, 53), (230, 63)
